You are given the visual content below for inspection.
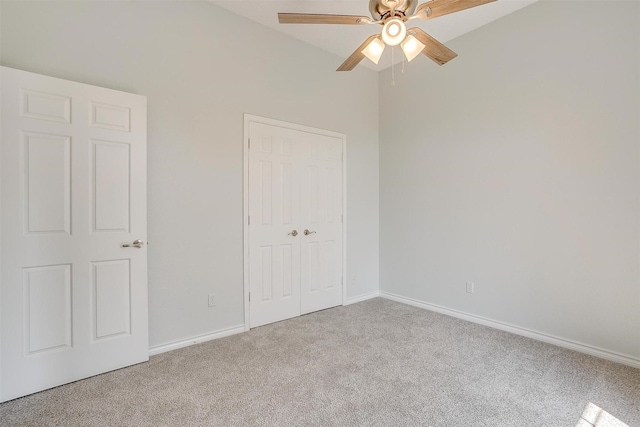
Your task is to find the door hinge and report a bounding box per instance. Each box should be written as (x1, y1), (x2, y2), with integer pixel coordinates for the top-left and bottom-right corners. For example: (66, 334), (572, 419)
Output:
(249, 292), (251, 302)
(248, 138), (251, 149)
(341, 214), (343, 223)
(248, 216), (251, 225)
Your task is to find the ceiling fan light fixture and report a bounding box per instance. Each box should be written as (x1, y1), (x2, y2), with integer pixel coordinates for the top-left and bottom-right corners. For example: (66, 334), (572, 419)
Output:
(362, 37), (386, 64)
(381, 18), (406, 46)
(279, 0), (492, 71)
(400, 34), (425, 62)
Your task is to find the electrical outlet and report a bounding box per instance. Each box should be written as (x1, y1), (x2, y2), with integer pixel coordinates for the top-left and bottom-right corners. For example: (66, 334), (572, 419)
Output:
(208, 293), (216, 307)
(466, 282), (474, 294)
(351, 275), (357, 285)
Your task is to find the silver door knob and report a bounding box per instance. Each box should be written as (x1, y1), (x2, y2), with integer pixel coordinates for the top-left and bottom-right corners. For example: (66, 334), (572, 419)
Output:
(122, 239), (144, 248)
(303, 229), (316, 236)
(288, 230), (298, 237)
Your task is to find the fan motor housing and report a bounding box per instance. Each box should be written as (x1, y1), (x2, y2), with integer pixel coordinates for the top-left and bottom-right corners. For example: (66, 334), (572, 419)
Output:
(369, 0), (418, 20)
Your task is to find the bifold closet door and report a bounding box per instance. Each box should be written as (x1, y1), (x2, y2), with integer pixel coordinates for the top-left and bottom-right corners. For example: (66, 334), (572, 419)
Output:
(248, 121), (343, 328)
(0, 67), (148, 402)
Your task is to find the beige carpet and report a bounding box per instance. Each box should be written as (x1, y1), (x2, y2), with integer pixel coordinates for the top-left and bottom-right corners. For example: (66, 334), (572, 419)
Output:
(1, 298), (639, 426)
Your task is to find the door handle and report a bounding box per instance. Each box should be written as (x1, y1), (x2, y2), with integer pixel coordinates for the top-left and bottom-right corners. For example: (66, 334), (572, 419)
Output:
(303, 229), (316, 236)
(288, 230), (298, 237)
(122, 239), (144, 248)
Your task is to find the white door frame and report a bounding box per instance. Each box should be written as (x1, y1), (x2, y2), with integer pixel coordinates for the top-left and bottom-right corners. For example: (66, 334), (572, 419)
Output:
(0, 67), (4, 400)
(243, 114), (347, 331)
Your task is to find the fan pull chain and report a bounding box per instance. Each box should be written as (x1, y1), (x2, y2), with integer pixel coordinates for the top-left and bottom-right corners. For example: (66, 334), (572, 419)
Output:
(391, 47), (396, 86)
(402, 52), (406, 74)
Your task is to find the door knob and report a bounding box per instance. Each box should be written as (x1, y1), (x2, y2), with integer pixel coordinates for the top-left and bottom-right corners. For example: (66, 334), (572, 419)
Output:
(122, 239), (144, 248)
(288, 230), (298, 237)
(303, 229), (316, 236)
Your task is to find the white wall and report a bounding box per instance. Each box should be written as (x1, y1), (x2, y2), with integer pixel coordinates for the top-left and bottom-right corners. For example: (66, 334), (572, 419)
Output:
(379, 0), (640, 359)
(0, 0), (380, 348)
(3, 0), (637, 364)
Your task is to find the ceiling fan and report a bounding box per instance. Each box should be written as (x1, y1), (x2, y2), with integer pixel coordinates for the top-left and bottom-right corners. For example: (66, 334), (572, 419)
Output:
(278, 0), (497, 71)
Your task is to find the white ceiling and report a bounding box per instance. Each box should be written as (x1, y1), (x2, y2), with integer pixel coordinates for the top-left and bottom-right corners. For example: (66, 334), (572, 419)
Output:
(211, 0), (540, 71)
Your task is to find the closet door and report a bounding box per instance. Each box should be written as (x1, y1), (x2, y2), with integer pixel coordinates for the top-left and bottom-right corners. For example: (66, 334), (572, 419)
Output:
(247, 118), (343, 328)
(299, 133), (344, 315)
(248, 122), (302, 328)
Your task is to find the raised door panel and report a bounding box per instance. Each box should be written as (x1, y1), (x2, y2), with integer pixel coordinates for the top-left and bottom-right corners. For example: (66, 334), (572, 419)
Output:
(259, 161), (273, 226)
(92, 260), (131, 340)
(23, 132), (71, 234)
(90, 102), (131, 132)
(259, 246), (273, 301)
(21, 90), (71, 123)
(92, 140), (131, 232)
(23, 264), (72, 354)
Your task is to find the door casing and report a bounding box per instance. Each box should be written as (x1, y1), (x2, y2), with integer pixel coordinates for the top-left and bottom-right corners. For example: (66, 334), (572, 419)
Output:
(243, 114), (347, 330)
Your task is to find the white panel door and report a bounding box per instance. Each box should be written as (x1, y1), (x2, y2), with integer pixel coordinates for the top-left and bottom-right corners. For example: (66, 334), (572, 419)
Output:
(247, 118), (343, 328)
(248, 123), (302, 328)
(0, 67), (148, 402)
(300, 133), (343, 314)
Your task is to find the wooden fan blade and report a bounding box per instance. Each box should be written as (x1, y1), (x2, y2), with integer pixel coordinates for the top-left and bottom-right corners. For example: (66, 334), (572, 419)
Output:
(409, 28), (458, 65)
(278, 13), (372, 25)
(416, 0), (497, 20)
(337, 35), (380, 71)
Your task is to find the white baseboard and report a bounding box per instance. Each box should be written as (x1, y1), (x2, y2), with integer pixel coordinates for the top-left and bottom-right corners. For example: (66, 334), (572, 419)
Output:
(344, 290), (380, 306)
(148, 325), (245, 357)
(380, 291), (640, 369)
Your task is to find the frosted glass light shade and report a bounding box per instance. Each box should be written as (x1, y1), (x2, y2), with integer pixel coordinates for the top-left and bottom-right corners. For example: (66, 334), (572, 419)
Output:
(401, 35), (425, 62)
(381, 18), (407, 47)
(362, 37), (385, 64)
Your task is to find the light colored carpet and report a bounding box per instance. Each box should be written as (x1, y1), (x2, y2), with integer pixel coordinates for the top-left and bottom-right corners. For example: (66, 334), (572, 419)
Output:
(0, 298), (638, 426)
